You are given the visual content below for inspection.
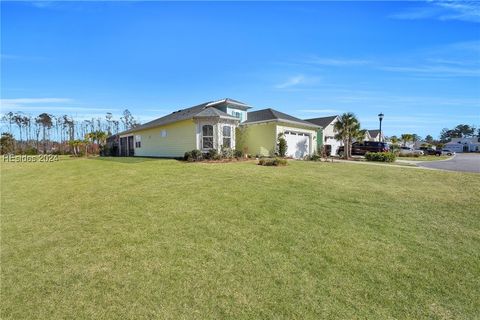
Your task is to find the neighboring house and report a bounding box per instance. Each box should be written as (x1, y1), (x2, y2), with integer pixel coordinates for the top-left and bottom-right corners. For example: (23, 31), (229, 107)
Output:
(366, 129), (384, 142)
(304, 116), (342, 156)
(444, 136), (480, 153)
(239, 109), (320, 158)
(118, 98), (251, 157)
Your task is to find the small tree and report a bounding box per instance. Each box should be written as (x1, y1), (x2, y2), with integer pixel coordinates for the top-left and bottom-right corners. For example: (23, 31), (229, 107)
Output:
(0, 132), (15, 154)
(277, 132), (287, 157)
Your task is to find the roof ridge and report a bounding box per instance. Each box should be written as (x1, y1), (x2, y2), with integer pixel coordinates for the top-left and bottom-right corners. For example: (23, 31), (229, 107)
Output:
(267, 108), (278, 119)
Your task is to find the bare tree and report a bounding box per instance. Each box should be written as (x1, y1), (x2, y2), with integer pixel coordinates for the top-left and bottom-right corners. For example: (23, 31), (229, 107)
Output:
(37, 113), (53, 153)
(2, 112), (14, 135)
(105, 112), (113, 134)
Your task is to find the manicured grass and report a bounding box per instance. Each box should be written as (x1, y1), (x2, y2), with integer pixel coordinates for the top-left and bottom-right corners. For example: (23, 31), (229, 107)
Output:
(1, 157), (479, 319)
(397, 155), (451, 161)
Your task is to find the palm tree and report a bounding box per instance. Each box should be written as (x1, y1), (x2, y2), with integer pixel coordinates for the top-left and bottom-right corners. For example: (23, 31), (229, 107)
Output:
(334, 112), (362, 159)
(390, 135), (399, 144)
(401, 134), (413, 147)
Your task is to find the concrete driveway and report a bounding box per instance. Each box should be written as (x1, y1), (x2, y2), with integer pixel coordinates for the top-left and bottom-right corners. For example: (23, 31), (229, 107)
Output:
(417, 153), (480, 173)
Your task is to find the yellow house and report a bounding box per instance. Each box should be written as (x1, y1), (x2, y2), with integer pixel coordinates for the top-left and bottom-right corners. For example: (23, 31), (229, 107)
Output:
(118, 99), (250, 157)
(237, 109), (320, 158)
(118, 99), (320, 159)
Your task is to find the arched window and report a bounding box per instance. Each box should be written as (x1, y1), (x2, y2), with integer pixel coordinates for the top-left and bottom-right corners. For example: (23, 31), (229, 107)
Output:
(202, 125), (213, 149)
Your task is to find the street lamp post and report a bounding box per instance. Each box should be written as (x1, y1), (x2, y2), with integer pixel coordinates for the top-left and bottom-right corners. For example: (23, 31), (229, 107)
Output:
(378, 113), (384, 142)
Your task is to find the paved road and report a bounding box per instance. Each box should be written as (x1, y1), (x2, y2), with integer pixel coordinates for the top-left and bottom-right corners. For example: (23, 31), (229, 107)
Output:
(417, 153), (480, 173)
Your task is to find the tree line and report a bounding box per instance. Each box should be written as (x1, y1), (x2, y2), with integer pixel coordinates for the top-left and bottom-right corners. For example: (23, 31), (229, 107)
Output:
(1, 109), (140, 155)
(388, 124), (478, 150)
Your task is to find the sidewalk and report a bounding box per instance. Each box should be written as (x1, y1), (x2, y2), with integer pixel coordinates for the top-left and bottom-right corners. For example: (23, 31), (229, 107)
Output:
(330, 158), (432, 170)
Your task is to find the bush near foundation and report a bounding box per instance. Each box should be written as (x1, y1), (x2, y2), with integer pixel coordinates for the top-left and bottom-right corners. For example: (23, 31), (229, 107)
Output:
(258, 157), (288, 166)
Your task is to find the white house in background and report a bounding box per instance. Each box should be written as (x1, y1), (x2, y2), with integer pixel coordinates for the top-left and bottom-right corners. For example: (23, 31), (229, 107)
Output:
(366, 130), (384, 142)
(305, 115), (342, 156)
(444, 136), (480, 153)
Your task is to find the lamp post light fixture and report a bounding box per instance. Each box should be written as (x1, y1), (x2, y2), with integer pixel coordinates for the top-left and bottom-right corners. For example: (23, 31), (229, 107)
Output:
(378, 113), (384, 142)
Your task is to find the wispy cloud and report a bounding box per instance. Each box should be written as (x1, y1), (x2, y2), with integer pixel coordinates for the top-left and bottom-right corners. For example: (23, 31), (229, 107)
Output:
(380, 65), (480, 77)
(0, 54), (45, 61)
(390, 0), (480, 23)
(303, 56), (370, 66)
(30, 1), (55, 9)
(1, 98), (73, 108)
(275, 75), (308, 89)
(299, 109), (341, 114)
(0, 106), (115, 112)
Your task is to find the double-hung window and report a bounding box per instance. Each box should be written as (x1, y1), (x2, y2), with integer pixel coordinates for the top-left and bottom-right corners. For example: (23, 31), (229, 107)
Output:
(135, 135), (141, 148)
(202, 125), (213, 149)
(223, 126), (231, 148)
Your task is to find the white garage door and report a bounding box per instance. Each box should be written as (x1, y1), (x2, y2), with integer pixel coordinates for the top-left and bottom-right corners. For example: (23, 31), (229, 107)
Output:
(284, 131), (310, 158)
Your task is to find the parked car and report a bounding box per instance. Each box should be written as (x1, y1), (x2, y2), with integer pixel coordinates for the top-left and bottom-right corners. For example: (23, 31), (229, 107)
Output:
(441, 149), (456, 156)
(419, 147), (442, 156)
(337, 141), (389, 157)
(399, 147), (424, 156)
(414, 149), (425, 156)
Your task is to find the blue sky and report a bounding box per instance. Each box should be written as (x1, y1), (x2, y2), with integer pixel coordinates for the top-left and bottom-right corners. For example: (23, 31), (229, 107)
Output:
(1, 1), (479, 138)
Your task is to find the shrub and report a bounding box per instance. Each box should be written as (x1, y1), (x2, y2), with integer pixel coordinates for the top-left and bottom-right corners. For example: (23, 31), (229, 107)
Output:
(205, 148), (221, 160)
(24, 147), (38, 155)
(365, 152), (396, 162)
(400, 153), (420, 158)
(184, 149), (202, 162)
(258, 157), (288, 166)
(220, 147), (234, 159)
(305, 154), (322, 161)
(277, 133), (287, 157)
(234, 149), (243, 158)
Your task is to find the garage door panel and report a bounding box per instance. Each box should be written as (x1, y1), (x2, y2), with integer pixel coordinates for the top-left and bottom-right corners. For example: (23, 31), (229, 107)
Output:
(285, 132), (310, 158)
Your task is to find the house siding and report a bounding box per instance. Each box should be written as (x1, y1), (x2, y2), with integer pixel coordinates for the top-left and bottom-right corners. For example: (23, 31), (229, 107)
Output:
(126, 119), (196, 157)
(238, 122), (318, 157)
(237, 122), (277, 157)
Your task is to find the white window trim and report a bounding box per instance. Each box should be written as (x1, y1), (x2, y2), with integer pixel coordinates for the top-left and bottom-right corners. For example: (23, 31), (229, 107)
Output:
(222, 125), (232, 148)
(202, 124), (214, 150)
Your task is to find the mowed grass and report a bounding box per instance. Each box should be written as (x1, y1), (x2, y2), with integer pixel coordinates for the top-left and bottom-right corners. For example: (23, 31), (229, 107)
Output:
(1, 157), (479, 319)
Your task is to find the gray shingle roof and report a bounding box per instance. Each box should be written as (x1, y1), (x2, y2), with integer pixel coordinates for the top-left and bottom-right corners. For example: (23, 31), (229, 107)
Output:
(206, 98), (251, 110)
(304, 115), (338, 128)
(367, 129), (381, 137)
(119, 99), (246, 135)
(193, 107), (238, 120)
(244, 108), (320, 128)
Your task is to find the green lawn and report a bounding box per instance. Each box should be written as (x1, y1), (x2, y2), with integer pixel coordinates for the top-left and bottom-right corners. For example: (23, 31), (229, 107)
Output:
(1, 157), (479, 319)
